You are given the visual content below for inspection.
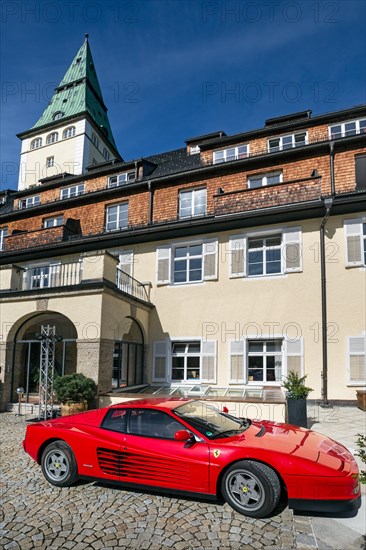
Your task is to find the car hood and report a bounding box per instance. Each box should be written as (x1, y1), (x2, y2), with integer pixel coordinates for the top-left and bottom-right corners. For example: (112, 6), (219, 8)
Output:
(227, 420), (358, 474)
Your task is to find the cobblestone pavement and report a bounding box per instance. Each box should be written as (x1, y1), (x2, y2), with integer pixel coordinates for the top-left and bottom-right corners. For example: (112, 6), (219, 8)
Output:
(0, 412), (364, 550)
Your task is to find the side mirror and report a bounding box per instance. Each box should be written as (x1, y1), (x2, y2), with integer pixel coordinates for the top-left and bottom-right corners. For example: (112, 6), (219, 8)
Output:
(174, 430), (192, 442)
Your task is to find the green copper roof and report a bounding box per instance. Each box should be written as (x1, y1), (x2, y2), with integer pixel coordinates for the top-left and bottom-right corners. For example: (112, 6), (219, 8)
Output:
(32, 35), (118, 151)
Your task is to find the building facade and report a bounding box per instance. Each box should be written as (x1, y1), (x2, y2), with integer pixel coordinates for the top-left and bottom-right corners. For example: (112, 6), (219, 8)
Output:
(0, 38), (365, 412)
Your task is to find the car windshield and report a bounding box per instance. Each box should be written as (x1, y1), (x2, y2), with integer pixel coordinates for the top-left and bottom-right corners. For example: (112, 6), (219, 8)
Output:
(173, 401), (250, 439)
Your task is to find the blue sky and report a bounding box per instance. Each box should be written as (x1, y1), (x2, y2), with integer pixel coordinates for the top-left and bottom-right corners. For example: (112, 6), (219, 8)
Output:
(1, 0), (365, 190)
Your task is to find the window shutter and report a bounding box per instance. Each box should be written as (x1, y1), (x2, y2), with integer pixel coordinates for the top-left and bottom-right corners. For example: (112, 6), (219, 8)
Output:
(284, 338), (303, 377)
(229, 340), (245, 382)
(201, 340), (216, 382)
(283, 227), (302, 272)
(344, 220), (363, 266)
(119, 250), (134, 278)
(203, 239), (218, 280)
(229, 236), (246, 277)
(347, 336), (366, 385)
(156, 246), (171, 285)
(153, 341), (169, 382)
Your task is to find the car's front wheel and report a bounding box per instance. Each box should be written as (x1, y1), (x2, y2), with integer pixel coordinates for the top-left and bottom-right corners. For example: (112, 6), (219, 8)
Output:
(41, 441), (78, 487)
(221, 460), (280, 518)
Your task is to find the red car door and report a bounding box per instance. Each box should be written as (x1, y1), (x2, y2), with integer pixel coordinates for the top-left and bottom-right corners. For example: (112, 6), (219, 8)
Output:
(122, 408), (210, 494)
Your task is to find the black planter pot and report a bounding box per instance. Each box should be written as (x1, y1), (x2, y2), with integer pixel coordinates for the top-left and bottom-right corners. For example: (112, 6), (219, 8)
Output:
(287, 398), (308, 428)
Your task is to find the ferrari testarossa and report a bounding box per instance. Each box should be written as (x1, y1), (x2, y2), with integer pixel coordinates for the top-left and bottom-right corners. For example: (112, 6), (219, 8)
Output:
(23, 398), (361, 518)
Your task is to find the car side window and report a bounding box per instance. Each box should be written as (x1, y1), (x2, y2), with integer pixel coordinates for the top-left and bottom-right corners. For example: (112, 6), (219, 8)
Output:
(101, 408), (128, 433)
(129, 409), (183, 440)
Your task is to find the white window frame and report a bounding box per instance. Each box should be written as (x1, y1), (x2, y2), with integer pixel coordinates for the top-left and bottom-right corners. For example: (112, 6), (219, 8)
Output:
(23, 261), (61, 290)
(46, 156), (54, 168)
(229, 336), (303, 385)
(247, 234), (282, 277)
(268, 132), (308, 152)
(179, 188), (207, 218)
(63, 126), (76, 139)
(229, 227), (302, 279)
(0, 227), (8, 251)
(60, 184), (84, 200)
(189, 145), (200, 155)
(156, 238), (218, 286)
(344, 218), (366, 267)
(106, 203), (129, 232)
(173, 243), (204, 284)
(347, 335), (366, 386)
(19, 196), (40, 209)
(329, 118), (366, 140)
(213, 144), (249, 164)
(43, 216), (63, 228)
(247, 171), (283, 189)
(247, 339), (284, 384)
(30, 137), (42, 150)
(46, 132), (58, 145)
(171, 341), (202, 383)
(108, 172), (135, 187)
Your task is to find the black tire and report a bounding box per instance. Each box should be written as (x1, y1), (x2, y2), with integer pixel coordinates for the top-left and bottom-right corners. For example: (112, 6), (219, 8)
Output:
(41, 441), (78, 487)
(221, 460), (281, 518)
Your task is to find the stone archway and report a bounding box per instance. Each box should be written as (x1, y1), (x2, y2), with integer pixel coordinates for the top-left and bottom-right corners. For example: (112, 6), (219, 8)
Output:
(112, 317), (145, 388)
(7, 312), (77, 403)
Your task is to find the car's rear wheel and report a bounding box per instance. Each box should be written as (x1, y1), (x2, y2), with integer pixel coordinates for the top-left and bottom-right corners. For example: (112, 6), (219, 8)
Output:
(41, 441), (78, 487)
(221, 460), (280, 518)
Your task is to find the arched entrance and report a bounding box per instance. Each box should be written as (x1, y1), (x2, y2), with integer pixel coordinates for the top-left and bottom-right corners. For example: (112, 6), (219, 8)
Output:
(10, 312), (77, 403)
(112, 317), (144, 388)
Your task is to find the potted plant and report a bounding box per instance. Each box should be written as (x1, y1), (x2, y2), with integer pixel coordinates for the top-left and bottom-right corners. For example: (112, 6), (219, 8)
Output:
(54, 373), (97, 416)
(283, 371), (313, 428)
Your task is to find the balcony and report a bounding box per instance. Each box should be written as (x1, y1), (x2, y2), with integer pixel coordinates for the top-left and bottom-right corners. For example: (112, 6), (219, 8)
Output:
(4, 219), (81, 253)
(0, 252), (152, 305)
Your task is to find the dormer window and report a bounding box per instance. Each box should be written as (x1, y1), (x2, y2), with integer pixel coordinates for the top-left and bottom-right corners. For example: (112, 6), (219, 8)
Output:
(268, 132), (307, 152)
(108, 172), (135, 187)
(60, 184), (84, 199)
(189, 145), (200, 155)
(46, 132), (58, 144)
(329, 118), (366, 140)
(19, 196), (40, 209)
(103, 147), (110, 160)
(213, 145), (249, 164)
(63, 126), (76, 139)
(53, 111), (64, 121)
(30, 137), (42, 149)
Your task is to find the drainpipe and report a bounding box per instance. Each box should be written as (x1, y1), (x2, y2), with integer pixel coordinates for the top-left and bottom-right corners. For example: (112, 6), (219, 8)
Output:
(148, 181), (154, 224)
(319, 142), (336, 406)
(320, 197), (333, 407)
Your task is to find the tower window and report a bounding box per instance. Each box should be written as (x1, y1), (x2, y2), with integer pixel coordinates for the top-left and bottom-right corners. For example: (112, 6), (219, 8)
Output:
(63, 126), (76, 139)
(53, 111), (64, 121)
(46, 132), (59, 144)
(92, 133), (99, 149)
(30, 137), (42, 149)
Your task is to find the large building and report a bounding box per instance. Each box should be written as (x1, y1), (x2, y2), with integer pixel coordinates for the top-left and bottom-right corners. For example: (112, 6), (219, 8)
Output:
(0, 37), (365, 415)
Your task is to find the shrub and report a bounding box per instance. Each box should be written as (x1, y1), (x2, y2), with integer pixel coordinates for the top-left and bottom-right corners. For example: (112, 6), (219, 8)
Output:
(54, 373), (97, 404)
(283, 371), (313, 400)
(355, 433), (366, 484)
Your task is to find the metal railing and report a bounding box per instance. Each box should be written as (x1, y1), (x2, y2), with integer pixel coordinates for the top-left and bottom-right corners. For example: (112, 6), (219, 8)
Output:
(116, 267), (150, 302)
(23, 261), (82, 290)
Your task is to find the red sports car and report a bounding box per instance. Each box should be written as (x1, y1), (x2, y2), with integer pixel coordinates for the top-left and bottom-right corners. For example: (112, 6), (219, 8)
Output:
(22, 398), (361, 518)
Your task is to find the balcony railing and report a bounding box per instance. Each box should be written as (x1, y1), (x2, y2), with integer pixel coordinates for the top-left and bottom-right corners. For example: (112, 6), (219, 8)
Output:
(23, 261), (82, 290)
(116, 267), (150, 302)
